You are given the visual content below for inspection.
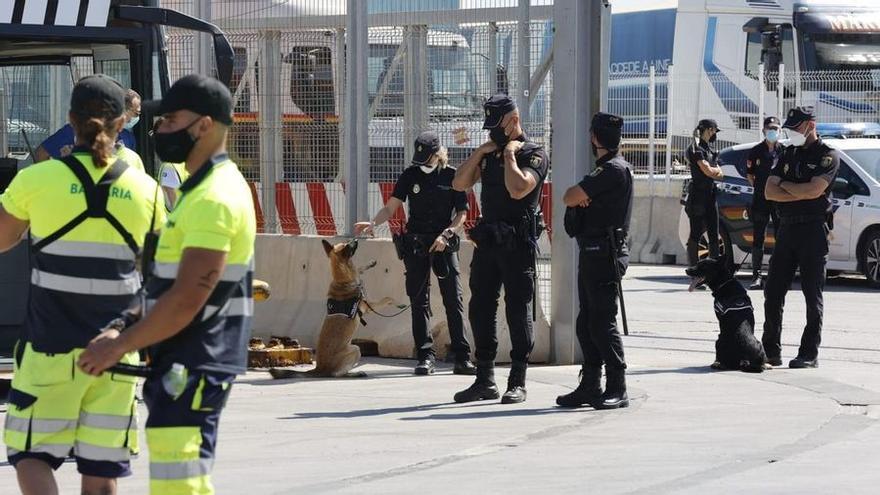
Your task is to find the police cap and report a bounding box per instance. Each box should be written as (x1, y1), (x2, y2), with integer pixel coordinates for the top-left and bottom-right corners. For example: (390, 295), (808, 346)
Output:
(145, 74), (234, 125)
(70, 74), (126, 121)
(591, 112), (624, 149)
(412, 131), (441, 165)
(698, 119), (721, 132)
(482, 94), (516, 129)
(782, 106), (815, 129)
(763, 116), (781, 129)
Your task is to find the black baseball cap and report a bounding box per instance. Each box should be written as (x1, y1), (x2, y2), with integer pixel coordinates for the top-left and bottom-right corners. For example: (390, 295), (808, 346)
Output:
(144, 74), (233, 125)
(412, 131), (440, 165)
(591, 112), (624, 149)
(698, 119), (721, 132)
(70, 74), (126, 120)
(482, 94), (516, 129)
(763, 116), (781, 129)
(782, 106), (815, 129)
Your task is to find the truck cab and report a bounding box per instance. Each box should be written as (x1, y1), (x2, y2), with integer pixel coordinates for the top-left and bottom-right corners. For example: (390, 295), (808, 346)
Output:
(0, 0), (234, 363)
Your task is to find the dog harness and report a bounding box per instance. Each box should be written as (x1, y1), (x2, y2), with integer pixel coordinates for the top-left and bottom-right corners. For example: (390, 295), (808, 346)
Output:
(714, 295), (753, 316)
(326, 296), (362, 319)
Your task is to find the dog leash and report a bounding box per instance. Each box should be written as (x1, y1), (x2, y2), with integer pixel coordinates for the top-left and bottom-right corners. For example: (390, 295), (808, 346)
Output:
(359, 253), (435, 319)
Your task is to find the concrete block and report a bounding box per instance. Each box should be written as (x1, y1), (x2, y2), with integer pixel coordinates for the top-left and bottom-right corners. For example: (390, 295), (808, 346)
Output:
(253, 235), (551, 363)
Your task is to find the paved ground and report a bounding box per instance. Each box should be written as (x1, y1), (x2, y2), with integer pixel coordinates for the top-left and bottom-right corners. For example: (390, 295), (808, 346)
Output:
(2, 265), (880, 494)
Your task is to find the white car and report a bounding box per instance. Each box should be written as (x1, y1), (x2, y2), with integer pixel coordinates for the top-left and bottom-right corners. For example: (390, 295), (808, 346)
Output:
(679, 138), (880, 288)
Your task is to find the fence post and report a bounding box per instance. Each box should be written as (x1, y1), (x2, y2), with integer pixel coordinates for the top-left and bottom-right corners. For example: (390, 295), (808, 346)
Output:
(335, 27), (346, 182)
(777, 63), (785, 121)
(488, 22), (498, 94)
(194, 0), (213, 77)
(665, 64), (674, 183)
(0, 87), (6, 157)
(758, 63), (765, 140)
(648, 65), (656, 191)
(344, 0), (369, 236)
(517, 0), (531, 123)
(258, 30), (282, 234)
(404, 25), (429, 172)
(551, 0), (609, 364)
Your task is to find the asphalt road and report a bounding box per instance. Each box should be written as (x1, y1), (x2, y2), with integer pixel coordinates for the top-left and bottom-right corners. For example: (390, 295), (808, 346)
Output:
(2, 265), (879, 494)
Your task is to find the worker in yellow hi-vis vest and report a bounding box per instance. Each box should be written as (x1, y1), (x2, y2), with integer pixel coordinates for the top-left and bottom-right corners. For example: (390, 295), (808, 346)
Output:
(0, 74), (163, 495)
(78, 74), (256, 495)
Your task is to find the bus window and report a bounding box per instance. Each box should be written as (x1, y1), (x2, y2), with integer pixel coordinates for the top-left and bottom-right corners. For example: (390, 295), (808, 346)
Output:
(288, 46), (334, 117)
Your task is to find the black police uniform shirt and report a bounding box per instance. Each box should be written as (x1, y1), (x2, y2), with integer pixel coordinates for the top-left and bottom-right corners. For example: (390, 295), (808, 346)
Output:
(577, 153), (634, 233)
(480, 135), (550, 223)
(771, 138), (840, 218)
(747, 141), (783, 210)
(392, 165), (468, 234)
(686, 139), (718, 193)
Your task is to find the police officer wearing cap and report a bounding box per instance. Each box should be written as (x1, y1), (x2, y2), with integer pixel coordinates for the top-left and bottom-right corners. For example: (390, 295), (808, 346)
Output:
(354, 131), (476, 376)
(451, 94), (549, 405)
(685, 119), (725, 269)
(557, 112), (633, 410)
(762, 106), (839, 369)
(78, 74), (256, 494)
(746, 116), (783, 289)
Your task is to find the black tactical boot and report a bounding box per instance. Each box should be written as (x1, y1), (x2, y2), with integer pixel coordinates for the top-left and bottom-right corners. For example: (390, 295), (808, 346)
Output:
(501, 361), (528, 404)
(453, 360), (500, 403)
(595, 366), (629, 410)
(750, 250), (764, 290)
(556, 366), (602, 408)
(453, 359), (477, 376)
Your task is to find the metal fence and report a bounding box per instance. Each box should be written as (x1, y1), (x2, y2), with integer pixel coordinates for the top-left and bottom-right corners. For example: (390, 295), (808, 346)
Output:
(612, 65), (880, 179)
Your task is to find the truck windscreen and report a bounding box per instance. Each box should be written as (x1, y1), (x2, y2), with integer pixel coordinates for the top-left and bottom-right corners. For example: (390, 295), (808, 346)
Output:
(801, 32), (880, 71)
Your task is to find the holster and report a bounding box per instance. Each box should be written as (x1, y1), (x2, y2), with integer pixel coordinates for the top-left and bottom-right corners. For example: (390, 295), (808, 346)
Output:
(468, 220), (518, 251)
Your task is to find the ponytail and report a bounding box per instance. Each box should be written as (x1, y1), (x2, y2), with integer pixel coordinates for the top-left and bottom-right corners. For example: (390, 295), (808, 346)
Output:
(435, 146), (449, 169)
(72, 115), (120, 168)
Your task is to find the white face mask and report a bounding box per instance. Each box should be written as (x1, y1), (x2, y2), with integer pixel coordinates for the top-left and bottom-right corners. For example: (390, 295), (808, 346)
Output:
(787, 129), (807, 147)
(419, 164), (437, 174)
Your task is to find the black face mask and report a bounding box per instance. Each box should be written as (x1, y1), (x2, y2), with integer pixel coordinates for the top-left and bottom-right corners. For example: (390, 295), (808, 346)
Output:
(489, 127), (510, 147)
(708, 133), (717, 144)
(152, 118), (202, 163)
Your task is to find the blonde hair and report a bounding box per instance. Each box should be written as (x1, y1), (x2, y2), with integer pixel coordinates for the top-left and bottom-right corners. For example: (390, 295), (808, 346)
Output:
(434, 146), (449, 169)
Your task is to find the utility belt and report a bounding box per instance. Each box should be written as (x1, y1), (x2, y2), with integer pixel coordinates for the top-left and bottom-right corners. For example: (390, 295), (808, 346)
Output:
(778, 214), (831, 228)
(467, 212), (544, 251)
(392, 232), (460, 260)
(576, 228), (628, 258)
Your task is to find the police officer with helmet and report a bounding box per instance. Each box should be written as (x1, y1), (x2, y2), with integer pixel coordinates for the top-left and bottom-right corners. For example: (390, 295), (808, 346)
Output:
(745, 116), (783, 289)
(763, 106), (839, 369)
(354, 131), (476, 376)
(557, 112), (633, 410)
(451, 94), (549, 405)
(685, 119), (725, 269)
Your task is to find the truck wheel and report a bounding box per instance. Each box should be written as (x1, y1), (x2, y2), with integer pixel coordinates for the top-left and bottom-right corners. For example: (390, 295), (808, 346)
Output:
(860, 229), (880, 289)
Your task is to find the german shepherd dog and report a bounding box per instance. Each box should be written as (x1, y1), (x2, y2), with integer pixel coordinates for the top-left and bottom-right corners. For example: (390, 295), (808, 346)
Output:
(686, 258), (767, 373)
(269, 239), (392, 379)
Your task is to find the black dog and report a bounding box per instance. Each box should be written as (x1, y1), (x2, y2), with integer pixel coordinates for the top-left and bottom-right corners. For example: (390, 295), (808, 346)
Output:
(686, 258), (767, 373)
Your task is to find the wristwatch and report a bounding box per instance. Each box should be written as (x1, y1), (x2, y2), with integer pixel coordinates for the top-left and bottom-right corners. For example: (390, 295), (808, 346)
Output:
(441, 228), (455, 240)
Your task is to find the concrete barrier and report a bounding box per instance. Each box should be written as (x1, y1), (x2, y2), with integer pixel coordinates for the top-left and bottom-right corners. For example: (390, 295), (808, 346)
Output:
(629, 177), (688, 265)
(253, 235), (551, 363)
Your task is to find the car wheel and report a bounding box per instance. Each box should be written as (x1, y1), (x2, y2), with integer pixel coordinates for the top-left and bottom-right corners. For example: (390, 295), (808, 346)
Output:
(698, 227), (732, 262)
(860, 229), (880, 289)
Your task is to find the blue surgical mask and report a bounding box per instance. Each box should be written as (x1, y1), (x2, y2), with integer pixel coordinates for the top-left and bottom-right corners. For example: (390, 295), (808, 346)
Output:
(766, 129), (779, 143)
(125, 116), (140, 130)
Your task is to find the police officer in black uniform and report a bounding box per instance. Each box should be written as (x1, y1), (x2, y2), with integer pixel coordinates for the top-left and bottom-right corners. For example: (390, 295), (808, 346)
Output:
(557, 112), (633, 410)
(746, 116), (783, 289)
(355, 131), (476, 376)
(763, 106), (839, 369)
(685, 119), (725, 268)
(451, 95), (549, 404)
